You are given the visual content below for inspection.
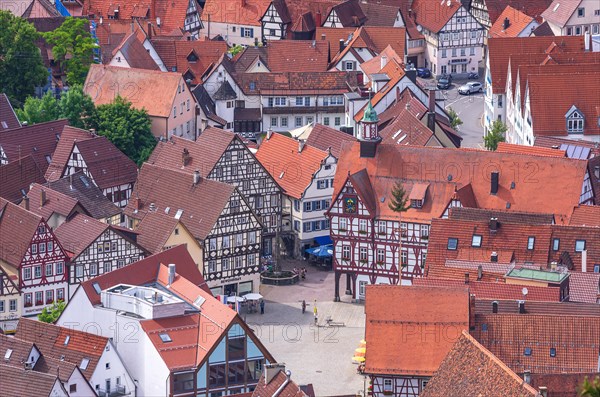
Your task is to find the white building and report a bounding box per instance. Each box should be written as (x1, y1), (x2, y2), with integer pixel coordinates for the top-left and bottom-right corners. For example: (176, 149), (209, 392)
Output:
(200, 0), (270, 46)
(541, 0), (600, 36)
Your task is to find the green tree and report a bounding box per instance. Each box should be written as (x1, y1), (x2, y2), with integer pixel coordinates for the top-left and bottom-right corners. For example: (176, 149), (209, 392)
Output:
(580, 376), (600, 397)
(228, 44), (244, 57)
(447, 107), (463, 129)
(58, 84), (96, 129)
(38, 301), (66, 323)
(484, 119), (507, 151)
(43, 17), (97, 85)
(389, 181), (410, 213)
(0, 11), (48, 105)
(16, 91), (60, 124)
(91, 96), (156, 165)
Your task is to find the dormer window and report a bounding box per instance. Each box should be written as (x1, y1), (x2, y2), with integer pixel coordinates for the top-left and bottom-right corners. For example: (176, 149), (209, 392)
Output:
(565, 105), (584, 134)
(410, 199), (423, 208)
(187, 51), (198, 62)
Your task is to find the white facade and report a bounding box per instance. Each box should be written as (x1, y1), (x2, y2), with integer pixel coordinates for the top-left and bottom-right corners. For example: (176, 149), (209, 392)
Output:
(142, 39), (168, 72)
(545, 0), (600, 36)
(262, 94), (347, 133)
(199, 22), (260, 46)
(261, 3), (286, 41)
(65, 367), (97, 397)
(483, 54), (505, 134)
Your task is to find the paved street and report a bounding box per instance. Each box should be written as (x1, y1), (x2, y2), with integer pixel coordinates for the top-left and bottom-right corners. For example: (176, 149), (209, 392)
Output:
(418, 77), (485, 148)
(245, 260), (367, 396)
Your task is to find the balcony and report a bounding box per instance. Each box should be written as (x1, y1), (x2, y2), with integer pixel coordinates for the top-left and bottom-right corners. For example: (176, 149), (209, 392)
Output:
(407, 39), (426, 55)
(262, 105), (345, 115)
(97, 386), (128, 397)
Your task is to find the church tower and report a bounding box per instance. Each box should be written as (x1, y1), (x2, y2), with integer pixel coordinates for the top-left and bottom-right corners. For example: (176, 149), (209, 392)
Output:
(358, 98), (381, 158)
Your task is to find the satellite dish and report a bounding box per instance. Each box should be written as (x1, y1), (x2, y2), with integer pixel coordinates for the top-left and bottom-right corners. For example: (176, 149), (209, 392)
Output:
(416, 24), (423, 32)
(522, 287), (528, 296)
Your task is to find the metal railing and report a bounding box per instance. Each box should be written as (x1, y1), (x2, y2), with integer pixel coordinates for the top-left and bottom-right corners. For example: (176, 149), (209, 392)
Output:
(96, 385), (128, 397)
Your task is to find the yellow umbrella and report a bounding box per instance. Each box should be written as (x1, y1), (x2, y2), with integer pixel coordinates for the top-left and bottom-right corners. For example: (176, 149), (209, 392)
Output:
(355, 347), (366, 354)
(352, 356), (366, 362)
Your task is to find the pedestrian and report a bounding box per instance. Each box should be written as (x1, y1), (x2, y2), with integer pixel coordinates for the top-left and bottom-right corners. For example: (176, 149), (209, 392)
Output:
(313, 303), (318, 324)
(301, 300), (306, 314)
(260, 299), (265, 315)
(301, 267), (307, 280)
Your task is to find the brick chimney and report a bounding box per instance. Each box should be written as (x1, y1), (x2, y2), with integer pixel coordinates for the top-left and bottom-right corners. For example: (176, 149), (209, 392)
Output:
(427, 89), (436, 132)
(40, 189), (46, 207)
(315, 10), (322, 27)
(24, 196), (30, 211)
(182, 148), (191, 166)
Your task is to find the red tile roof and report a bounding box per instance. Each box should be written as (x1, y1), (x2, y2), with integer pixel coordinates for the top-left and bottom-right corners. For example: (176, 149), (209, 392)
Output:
(534, 136), (600, 157)
(379, 107), (435, 146)
(410, 0), (462, 33)
(484, 0), (553, 25)
(232, 70), (359, 96)
(252, 369), (308, 397)
(360, 45), (403, 77)
(354, 59), (406, 122)
(54, 213), (113, 257)
(420, 331), (539, 397)
(568, 272), (600, 304)
(112, 31), (160, 70)
(0, 93), (20, 130)
(530, 373), (599, 397)
(84, 64), (184, 118)
(0, 155), (46, 203)
(549, 225), (600, 272)
(303, 123), (356, 158)
(0, 119), (68, 173)
(201, 0), (272, 26)
(45, 126), (95, 182)
(0, 198), (43, 267)
(255, 133), (328, 199)
(23, 183), (81, 221)
(496, 142), (565, 157)
(0, 364), (63, 397)
(330, 26), (406, 67)
(16, 317), (108, 379)
(361, 2), (401, 26)
(569, 205), (600, 227)
(364, 285), (470, 376)
(486, 36), (584, 93)
(125, 163), (235, 241)
(474, 313), (600, 374)
(413, 277), (562, 302)
(541, 0), (582, 28)
(474, 298), (600, 316)
(334, 142), (590, 223)
(135, 211), (184, 253)
(79, 245), (209, 306)
(488, 6), (535, 38)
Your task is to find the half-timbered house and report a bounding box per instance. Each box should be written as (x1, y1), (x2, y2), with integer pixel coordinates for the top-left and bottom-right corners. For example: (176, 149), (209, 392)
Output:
(147, 129), (283, 257)
(329, 105), (595, 301)
(21, 183), (90, 230)
(0, 266), (19, 333)
(124, 163), (264, 296)
(409, 0), (485, 77)
(200, 0), (271, 46)
(0, 198), (69, 318)
(54, 213), (147, 297)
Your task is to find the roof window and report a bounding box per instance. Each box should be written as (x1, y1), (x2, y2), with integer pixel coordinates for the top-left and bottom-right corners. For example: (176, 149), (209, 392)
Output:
(159, 333), (172, 343)
(550, 348), (556, 357)
(92, 282), (101, 295)
(524, 347), (532, 356)
(4, 349), (12, 360)
(80, 358), (90, 370)
(64, 336), (70, 345)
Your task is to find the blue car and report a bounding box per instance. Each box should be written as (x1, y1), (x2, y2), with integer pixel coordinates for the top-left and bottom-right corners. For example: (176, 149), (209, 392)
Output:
(417, 68), (431, 78)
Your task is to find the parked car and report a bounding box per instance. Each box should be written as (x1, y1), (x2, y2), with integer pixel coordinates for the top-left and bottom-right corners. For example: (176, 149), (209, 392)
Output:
(437, 75), (452, 90)
(417, 68), (431, 78)
(458, 81), (483, 95)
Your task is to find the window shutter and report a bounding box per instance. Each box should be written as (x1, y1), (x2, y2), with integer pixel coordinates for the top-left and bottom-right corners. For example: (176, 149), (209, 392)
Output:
(341, 62), (346, 71)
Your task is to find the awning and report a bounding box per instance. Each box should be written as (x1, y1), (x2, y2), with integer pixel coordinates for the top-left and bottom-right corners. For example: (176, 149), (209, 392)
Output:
(314, 235), (332, 246)
(305, 244), (333, 257)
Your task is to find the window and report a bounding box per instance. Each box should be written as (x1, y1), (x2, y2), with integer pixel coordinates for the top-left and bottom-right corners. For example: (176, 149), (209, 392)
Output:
(344, 61), (354, 70)
(173, 107), (176, 118)
(70, 384), (77, 393)
(234, 256), (243, 268)
(451, 48), (457, 57)
(47, 241), (53, 252)
(401, 250), (408, 265)
(550, 348), (556, 357)
(57, 289), (64, 301)
(35, 291), (43, 305)
(575, 240), (586, 252)
(552, 238), (560, 251)
(410, 199), (423, 208)
(460, 48), (466, 56)
(76, 265), (84, 278)
(0, 301), (3, 312)
(306, 116), (313, 124)
(24, 268), (31, 280)
(339, 218), (347, 230)
(270, 117), (278, 127)
(304, 201), (312, 212)
(383, 379), (393, 392)
(323, 117), (330, 126)
(46, 290), (53, 304)
(25, 294), (32, 307)
(359, 247), (368, 261)
(9, 300), (16, 311)
(566, 109), (584, 133)
(441, 49), (447, 58)
(378, 221), (386, 234)
(317, 180), (328, 189)
(472, 235), (482, 247)
(31, 244), (37, 254)
(359, 219), (367, 232)
(447, 238), (458, 250)
(577, 7), (585, 17)
(594, 265), (600, 273)
(268, 97), (286, 107)
(295, 116), (303, 127)
(498, 94), (503, 108)
(441, 65), (447, 74)
(303, 222), (312, 233)
(241, 27), (254, 37)
(208, 261), (216, 273)
(39, 243), (46, 253)
(294, 220), (300, 231)
(524, 348), (532, 356)
(281, 117), (288, 127)
(452, 32), (460, 40)
(377, 248), (385, 263)
(45, 263), (53, 276)
(34, 266), (41, 279)
(342, 245), (350, 259)
(359, 281), (368, 297)
(159, 333), (172, 343)
(248, 231), (256, 244)
(90, 263), (98, 276)
(222, 236), (230, 249)
(527, 237), (535, 250)
(335, 117), (341, 126)
(420, 224), (429, 237)
(209, 238), (217, 250)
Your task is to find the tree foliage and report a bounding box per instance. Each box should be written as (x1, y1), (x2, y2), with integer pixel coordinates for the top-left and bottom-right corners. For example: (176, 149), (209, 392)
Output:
(16, 91), (61, 125)
(388, 181), (410, 213)
(580, 376), (600, 397)
(484, 119), (507, 151)
(447, 107), (463, 129)
(59, 84), (96, 129)
(38, 301), (66, 323)
(0, 11), (48, 106)
(228, 44), (244, 56)
(43, 17), (97, 85)
(91, 96), (155, 165)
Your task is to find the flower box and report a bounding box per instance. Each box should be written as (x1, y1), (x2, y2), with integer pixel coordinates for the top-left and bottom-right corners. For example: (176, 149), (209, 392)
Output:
(338, 228), (347, 232)
(24, 302), (33, 307)
(46, 299), (54, 304)
(35, 301), (44, 306)
(358, 231), (368, 235)
(421, 235), (429, 240)
(376, 261), (385, 266)
(359, 259), (368, 264)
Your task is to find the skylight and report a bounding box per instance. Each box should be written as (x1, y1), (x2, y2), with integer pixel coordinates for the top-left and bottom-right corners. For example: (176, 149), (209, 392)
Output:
(79, 175), (90, 187)
(193, 295), (206, 308)
(64, 336), (70, 345)
(159, 333), (172, 343)
(175, 209), (184, 220)
(550, 348), (556, 357)
(92, 282), (102, 295)
(553, 3), (559, 11)
(80, 358), (90, 370)
(524, 347), (532, 356)
(4, 349), (12, 360)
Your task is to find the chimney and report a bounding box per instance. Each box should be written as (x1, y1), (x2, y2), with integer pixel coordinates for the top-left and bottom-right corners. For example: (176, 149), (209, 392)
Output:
(582, 249), (587, 273)
(477, 265), (483, 281)
(69, 174), (73, 189)
(539, 386), (548, 397)
(24, 195), (30, 211)
(315, 10), (322, 27)
(464, 272), (469, 284)
(492, 300), (498, 313)
(40, 189), (46, 207)
(182, 148), (191, 166)
(133, 197), (141, 210)
(490, 171), (499, 194)
(339, 39), (345, 52)
(584, 31), (591, 51)
(491, 251), (498, 262)
(427, 89), (436, 131)
(502, 17), (509, 30)
(147, 22), (152, 39)
(523, 370), (531, 384)
(396, 86), (401, 103)
(298, 139), (306, 153)
(518, 300), (525, 314)
(266, 128), (273, 140)
(380, 55), (387, 71)
(168, 263), (176, 285)
(193, 170), (201, 185)
(489, 217), (498, 231)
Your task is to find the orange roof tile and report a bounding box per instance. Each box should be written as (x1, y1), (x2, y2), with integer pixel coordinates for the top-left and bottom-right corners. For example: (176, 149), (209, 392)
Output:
(541, 0), (582, 28)
(45, 126), (95, 181)
(354, 59), (405, 122)
(496, 142), (566, 157)
(23, 183), (81, 221)
(488, 6), (535, 38)
(421, 331), (539, 397)
(201, 0), (272, 26)
(360, 45), (403, 78)
(255, 133), (328, 199)
(569, 205), (600, 227)
(364, 285), (470, 376)
(410, 0), (462, 33)
(252, 369), (308, 397)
